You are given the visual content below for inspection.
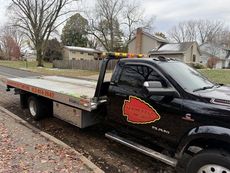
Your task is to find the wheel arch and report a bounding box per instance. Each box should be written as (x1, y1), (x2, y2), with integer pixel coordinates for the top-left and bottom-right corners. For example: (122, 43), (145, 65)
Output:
(176, 126), (230, 158)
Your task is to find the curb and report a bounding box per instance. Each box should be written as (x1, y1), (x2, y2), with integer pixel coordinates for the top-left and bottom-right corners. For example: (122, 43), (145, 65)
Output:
(0, 106), (104, 173)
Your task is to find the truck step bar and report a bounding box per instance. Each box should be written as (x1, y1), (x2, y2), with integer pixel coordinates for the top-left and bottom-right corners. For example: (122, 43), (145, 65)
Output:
(105, 132), (178, 167)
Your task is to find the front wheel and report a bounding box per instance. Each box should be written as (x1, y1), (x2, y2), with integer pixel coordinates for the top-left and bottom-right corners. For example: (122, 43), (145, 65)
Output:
(186, 149), (230, 173)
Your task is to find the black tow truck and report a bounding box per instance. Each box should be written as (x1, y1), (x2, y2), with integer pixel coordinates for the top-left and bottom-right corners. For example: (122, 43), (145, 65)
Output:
(6, 53), (230, 173)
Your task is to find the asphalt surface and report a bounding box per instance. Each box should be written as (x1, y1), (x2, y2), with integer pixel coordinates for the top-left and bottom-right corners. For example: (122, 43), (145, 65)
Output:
(0, 66), (39, 78)
(0, 66), (177, 173)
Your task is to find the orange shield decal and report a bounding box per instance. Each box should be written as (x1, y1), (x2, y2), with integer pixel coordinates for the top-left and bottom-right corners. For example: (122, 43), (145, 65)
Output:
(123, 96), (161, 124)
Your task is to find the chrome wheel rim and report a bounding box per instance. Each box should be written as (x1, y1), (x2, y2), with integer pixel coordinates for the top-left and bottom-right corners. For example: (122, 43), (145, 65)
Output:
(198, 164), (230, 173)
(29, 100), (37, 117)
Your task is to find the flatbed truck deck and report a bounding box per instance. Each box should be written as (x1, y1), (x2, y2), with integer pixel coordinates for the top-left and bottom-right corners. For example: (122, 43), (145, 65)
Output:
(6, 76), (100, 111)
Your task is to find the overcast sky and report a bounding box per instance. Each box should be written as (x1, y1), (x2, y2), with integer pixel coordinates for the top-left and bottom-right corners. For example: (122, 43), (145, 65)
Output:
(0, 0), (229, 33)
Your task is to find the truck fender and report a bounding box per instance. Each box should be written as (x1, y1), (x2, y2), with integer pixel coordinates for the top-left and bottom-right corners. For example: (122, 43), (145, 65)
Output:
(176, 126), (230, 158)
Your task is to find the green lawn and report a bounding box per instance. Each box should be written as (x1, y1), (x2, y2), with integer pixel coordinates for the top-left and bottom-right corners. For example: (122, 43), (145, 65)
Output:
(0, 60), (53, 68)
(199, 69), (230, 84)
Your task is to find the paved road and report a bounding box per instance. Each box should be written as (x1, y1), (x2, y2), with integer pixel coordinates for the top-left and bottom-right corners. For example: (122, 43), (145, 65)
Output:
(0, 66), (39, 78)
(0, 66), (176, 173)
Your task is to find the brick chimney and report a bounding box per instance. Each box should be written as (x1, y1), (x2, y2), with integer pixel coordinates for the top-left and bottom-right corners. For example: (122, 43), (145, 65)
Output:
(135, 28), (143, 54)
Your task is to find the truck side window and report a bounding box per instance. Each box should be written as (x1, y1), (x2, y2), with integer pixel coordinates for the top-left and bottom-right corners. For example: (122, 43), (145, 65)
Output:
(118, 64), (164, 88)
(119, 65), (145, 88)
(147, 70), (167, 87)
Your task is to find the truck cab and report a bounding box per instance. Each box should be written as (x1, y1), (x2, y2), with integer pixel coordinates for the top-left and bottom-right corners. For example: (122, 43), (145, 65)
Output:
(103, 56), (230, 172)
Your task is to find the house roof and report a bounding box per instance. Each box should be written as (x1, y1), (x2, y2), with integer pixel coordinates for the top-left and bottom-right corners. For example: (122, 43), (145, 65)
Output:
(149, 42), (199, 55)
(128, 31), (169, 44)
(64, 46), (102, 54)
(200, 51), (219, 59)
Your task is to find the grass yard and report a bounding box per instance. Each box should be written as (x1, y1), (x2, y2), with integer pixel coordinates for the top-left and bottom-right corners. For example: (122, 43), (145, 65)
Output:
(0, 60), (99, 78)
(0, 60), (52, 68)
(199, 69), (230, 84)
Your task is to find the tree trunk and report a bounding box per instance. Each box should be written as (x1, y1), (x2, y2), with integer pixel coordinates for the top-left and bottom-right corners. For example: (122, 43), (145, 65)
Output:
(36, 48), (44, 67)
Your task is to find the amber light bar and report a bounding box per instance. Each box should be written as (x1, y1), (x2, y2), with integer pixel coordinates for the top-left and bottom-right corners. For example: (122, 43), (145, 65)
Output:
(102, 52), (145, 58)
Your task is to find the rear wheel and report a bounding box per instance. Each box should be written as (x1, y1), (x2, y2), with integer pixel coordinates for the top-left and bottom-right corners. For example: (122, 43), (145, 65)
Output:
(27, 96), (53, 120)
(28, 96), (43, 120)
(186, 149), (230, 173)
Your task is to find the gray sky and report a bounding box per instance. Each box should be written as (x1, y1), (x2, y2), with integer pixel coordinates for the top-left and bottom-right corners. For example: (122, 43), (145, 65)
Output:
(143, 0), (230, 31)
(0, 0), (229, 33)
(0, 0), (10, 26)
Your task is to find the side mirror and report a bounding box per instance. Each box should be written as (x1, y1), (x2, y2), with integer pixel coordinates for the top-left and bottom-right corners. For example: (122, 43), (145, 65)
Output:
(143, 81), (163, 88)
(143, 81), (180, 97)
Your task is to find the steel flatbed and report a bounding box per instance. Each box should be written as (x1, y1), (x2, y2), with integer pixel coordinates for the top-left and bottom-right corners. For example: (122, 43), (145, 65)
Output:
(6, 76), (100, 111)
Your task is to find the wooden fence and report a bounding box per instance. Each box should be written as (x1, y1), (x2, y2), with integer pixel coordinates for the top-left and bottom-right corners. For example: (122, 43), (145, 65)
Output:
(53, 59), (118, 71)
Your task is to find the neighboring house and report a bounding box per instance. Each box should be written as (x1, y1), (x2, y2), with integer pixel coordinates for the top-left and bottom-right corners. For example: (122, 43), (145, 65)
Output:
(63, 46), (102, 60)
(149, 42), (201, 64)
(24, 53), (37, 61)
(128, 28), (169, 54)
(200, 43), (230, 69)
(22, 49), (37, 61)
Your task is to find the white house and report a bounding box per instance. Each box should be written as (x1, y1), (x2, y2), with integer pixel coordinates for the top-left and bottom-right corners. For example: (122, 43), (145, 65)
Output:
(63, 46), (102, 60)
(22, 46), (37, 62)
(149, 42), (201, 64)
(200, 43), (230, 69)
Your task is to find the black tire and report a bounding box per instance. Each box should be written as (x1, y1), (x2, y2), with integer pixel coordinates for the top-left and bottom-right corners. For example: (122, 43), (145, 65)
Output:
(186, 149), (230, 173)
(27, 96), (53, 120)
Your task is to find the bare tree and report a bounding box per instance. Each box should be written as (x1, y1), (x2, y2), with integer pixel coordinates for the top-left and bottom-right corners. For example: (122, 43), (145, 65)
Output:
(87, 0), (155, 51)
(0, 25), (23, 60)
(186, 20), (197, 42)
(87, 35), (99, 49)
(1, 25), (25, 49)
(168, 21), (197, 43)
(197, 20), (224, 44)
(168, 19), (225, 44)
(9, 0), (77, 66)
(121, 1), (155, 42)
(212, 29), (230, 48)
(0, 35), (21, 60)
(88, 0), (124, 51)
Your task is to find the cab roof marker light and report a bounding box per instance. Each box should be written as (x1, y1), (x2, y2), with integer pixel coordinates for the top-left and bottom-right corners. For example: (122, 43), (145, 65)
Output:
(102, 52), (145, 59)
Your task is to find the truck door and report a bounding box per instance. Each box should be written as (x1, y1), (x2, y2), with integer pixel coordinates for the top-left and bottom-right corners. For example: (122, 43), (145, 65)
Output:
(107, 63), (185, 147)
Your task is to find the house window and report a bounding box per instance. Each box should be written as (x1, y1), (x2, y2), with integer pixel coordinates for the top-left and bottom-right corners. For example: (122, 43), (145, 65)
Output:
(80, 52), (84, 54)
(193, 55), (196, 62)
(88, 53), (93, 56)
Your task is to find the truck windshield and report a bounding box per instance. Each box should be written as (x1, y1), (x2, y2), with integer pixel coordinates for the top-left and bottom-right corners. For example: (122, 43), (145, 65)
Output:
(159, 62), (214, 92)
